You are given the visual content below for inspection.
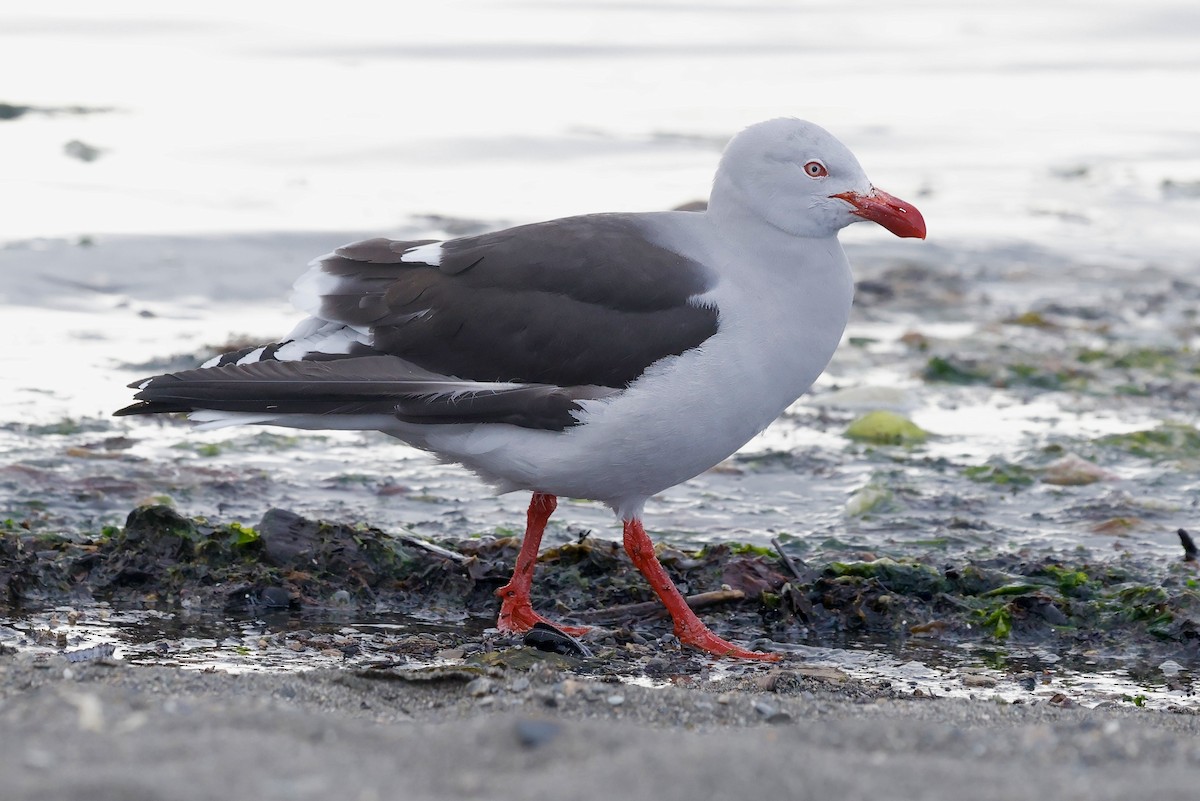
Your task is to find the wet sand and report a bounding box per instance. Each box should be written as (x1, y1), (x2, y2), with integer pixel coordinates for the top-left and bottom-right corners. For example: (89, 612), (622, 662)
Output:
(3, 649), (1199, 801)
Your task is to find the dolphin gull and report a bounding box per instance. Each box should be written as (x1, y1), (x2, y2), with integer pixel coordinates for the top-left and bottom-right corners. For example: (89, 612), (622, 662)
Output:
(117, 118), (927, 660)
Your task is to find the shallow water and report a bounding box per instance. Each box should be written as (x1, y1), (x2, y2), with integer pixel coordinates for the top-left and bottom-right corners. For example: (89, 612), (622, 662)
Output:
(4, 604), (1195, 712)
(2, 2), (1199, 692)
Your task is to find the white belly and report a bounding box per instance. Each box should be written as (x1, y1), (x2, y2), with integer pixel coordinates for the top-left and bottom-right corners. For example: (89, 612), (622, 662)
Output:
(418, 231), (855, 516)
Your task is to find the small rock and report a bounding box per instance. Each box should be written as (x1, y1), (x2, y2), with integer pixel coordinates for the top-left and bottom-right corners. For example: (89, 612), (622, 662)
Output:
(606, 694), (625, 707)
(752, 699), (778, 718)
(1040, 453), (1116, 486)
(1159, 660), (1184, 677)
(514, 719), (563, 749)
(794, 666), (850, 683)
(260, 586), (291, 608)
(64, 139), (103, 162)
(23, 748), (54, 770)
(962, 674), (998, 688)
(466, 677), (494, 698)
(510, 677), (531, 693)
(752, 699), (792, 724)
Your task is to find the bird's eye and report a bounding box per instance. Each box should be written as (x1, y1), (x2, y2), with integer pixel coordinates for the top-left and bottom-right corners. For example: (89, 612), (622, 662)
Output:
(803, 161), (828, 178)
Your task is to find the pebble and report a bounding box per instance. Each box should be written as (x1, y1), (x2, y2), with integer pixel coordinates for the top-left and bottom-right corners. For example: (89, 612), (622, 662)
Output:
(259, 586), (291, 608)
(1040, 453), (1116, 486)
(465, 677), (494, 698)
(606, 694), (625, 707)
(752, 699), (778, 717)
(962, 674), (998, 688)
(514, 719), (563, 749)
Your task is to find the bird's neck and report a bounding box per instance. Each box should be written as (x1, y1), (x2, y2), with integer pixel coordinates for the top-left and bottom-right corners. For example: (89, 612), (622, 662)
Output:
(706, 185), (839, 276)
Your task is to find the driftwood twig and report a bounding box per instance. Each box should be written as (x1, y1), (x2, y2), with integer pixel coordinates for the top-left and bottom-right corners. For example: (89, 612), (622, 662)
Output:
(574, 588), (745, 624)
(771, 536), (804, 579)
(395, 533), (470, 565)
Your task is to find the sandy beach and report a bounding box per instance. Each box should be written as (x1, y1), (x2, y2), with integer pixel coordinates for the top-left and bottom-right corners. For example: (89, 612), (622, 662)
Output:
(4, 648), (1200, 801)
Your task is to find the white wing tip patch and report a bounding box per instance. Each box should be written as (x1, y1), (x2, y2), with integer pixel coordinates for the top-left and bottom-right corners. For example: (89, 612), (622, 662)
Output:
(190, 410), (278, 430)
(400, 242), (443, 267)
(236, 346), (267, 366)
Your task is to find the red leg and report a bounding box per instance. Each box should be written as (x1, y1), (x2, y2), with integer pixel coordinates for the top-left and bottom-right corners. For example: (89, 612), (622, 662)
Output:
(495, 492), (590, 637)
(623, 518), (779, 661)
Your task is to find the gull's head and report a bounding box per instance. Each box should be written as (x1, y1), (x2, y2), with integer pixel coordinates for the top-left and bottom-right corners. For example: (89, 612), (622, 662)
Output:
(710, 118), (926, 240)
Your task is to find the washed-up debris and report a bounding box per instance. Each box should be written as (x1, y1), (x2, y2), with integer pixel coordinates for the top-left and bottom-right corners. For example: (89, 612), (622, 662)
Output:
(771, 537), (805, 580)
(575, 589), (745, 625)
(5, 502), (1200, 670)
(523, 622), (593, 658)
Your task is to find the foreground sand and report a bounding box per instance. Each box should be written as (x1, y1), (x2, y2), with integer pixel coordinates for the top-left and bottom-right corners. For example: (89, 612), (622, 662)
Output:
(3, 651), (1198, 801)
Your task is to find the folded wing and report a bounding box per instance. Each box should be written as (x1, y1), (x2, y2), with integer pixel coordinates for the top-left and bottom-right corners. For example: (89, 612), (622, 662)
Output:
(117, 213), (718, 431)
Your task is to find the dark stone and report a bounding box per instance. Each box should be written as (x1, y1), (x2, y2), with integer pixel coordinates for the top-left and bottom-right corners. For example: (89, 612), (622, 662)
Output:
(257, 508), (321, 567)
(514, 718), (563, 749)
(259, 586), (292, 608)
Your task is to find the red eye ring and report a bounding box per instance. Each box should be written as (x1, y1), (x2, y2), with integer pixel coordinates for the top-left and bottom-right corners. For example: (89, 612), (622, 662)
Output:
(803, 160), (828, 178)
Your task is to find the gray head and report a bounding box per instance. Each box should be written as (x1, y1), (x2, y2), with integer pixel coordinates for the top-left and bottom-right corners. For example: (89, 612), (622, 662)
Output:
(709, 118), (925, 240)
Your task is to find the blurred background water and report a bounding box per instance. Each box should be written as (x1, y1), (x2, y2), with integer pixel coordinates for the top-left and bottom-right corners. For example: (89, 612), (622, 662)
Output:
(2, 0), (1198, 260)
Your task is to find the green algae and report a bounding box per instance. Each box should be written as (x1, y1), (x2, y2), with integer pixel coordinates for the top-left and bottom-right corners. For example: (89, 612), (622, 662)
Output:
(963, 461), (1037, 487)
(1096, 422), (1200, 460)
(921, 355), (1083, 390)
(845, 411), (928, 445)
(826, 558), (948, 598)
(923, 355), (991, 385)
